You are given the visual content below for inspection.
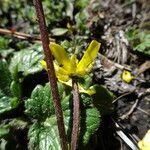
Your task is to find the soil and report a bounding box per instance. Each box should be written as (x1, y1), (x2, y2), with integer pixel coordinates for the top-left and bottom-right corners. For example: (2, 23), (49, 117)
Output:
(91, 0), (150, 149)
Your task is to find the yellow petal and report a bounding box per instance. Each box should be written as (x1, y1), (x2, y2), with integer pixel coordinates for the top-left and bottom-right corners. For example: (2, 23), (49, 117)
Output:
(40, 60), (69, 82)
(54, 63), (70, 82)
(58, 79), (96, 95)
(40, 60), (47, 70)
(138, 130), (150, 150)
(122, 70), (134, 83)
(69, 54), (78, 74)
(58, 79), (72, 86)
(76, 40), (101, 75)
(49, 43), (73, 72)
(70, 54), (78, 67)
(56, 72), (70, 82)
(54, 63), (68, 75)
(78, 84), (96, 95)
(84, 62), (94, 75)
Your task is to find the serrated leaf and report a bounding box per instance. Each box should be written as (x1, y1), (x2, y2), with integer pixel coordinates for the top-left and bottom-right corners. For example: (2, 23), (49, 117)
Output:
(26, 83), (100, 149)
(0, 60), (12, 96)
(126, 29), (150, 56)
(9, 43), (44, 80)
(0, 89), (12, 114)
(0, 60), (20, 115)
(79, 108), (100, 145)
(80, 93), (93, 107)
(134, 33), (150, 56)
(25, 83), (71, 121)
(28, 108), (100, 150)
(25, 84), (54, 121)
(28, 111), (70, 150)
(0, 90), (19, 115)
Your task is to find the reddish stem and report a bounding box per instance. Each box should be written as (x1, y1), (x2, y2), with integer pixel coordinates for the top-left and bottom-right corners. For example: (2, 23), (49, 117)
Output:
(33, 0), (67, 149)
(71, 79), (80, 150)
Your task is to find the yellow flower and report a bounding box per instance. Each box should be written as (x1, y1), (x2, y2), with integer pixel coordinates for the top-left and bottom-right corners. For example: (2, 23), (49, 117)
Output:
(40, 40), (101, 95)
(122, 70), (134, 83)
(138, 129), (150, 150)
(41, 40), (100, 81)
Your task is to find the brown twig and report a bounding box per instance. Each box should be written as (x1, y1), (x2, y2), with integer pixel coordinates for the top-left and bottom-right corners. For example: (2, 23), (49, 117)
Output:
(33, 0), (67, 150)
(137, 107), (150, 116)
(0, 28), (55, 42)
(120, 98), (139, 120)
(100, 54), (131, 71)
(112, 91), (135, 104)
(71, 79), (80, 150)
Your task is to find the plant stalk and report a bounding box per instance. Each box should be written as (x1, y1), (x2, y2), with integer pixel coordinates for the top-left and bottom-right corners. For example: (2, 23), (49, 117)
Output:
(33, 0), (67, 149)
(71, 79), (80, 150)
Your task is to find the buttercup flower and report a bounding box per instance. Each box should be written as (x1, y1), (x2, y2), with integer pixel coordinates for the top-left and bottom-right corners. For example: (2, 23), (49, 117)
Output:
(122, 70), (134, 83)
(138, 129), (150, 150)
(41, 40), (101, 95)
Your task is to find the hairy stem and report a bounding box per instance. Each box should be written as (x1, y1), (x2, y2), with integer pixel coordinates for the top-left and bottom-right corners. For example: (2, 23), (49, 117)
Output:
(71, 79), (80, 150)
(33, 0), (67, 149)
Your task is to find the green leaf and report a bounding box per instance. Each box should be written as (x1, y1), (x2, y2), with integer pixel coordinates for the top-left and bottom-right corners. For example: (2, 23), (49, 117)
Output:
(126, 28), (150, 56)
(10, 81), (22, 99)
(0, 118), (28, 149)
(0, 90), (19, 115)
(0, 37), (9, 49)
(0, 139), (7, 150)
(26, 83), (101, 149)
(65, 0), (74, 20)
(9, 43), (44, 80)
(25, 84), (54, 121)
(80, 93), (93, 107)
(134, 33), (150, 56)
(0, 60), (12, 114)
(75, 0), (89, 9)
(0, 37), (14, 58)
(79, 108), (100, 145)
(79, 75), (93, 90)
(25, 83), (71, 121)
(75, 9), (89, 33)
(0, 60), (19, 115)
(16, 41), (30, 50)
(0, 118), (27, 138)
(0, 126), (9, 138)
(51, 28), (68, 36)
(28, 108), (100, 150)
(0, 60), (12, 96)
(28, 111), (69, 150)
(0, 49), (14, 58)
(92, 85), (114, 115)
(0, 89), (11, 114)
